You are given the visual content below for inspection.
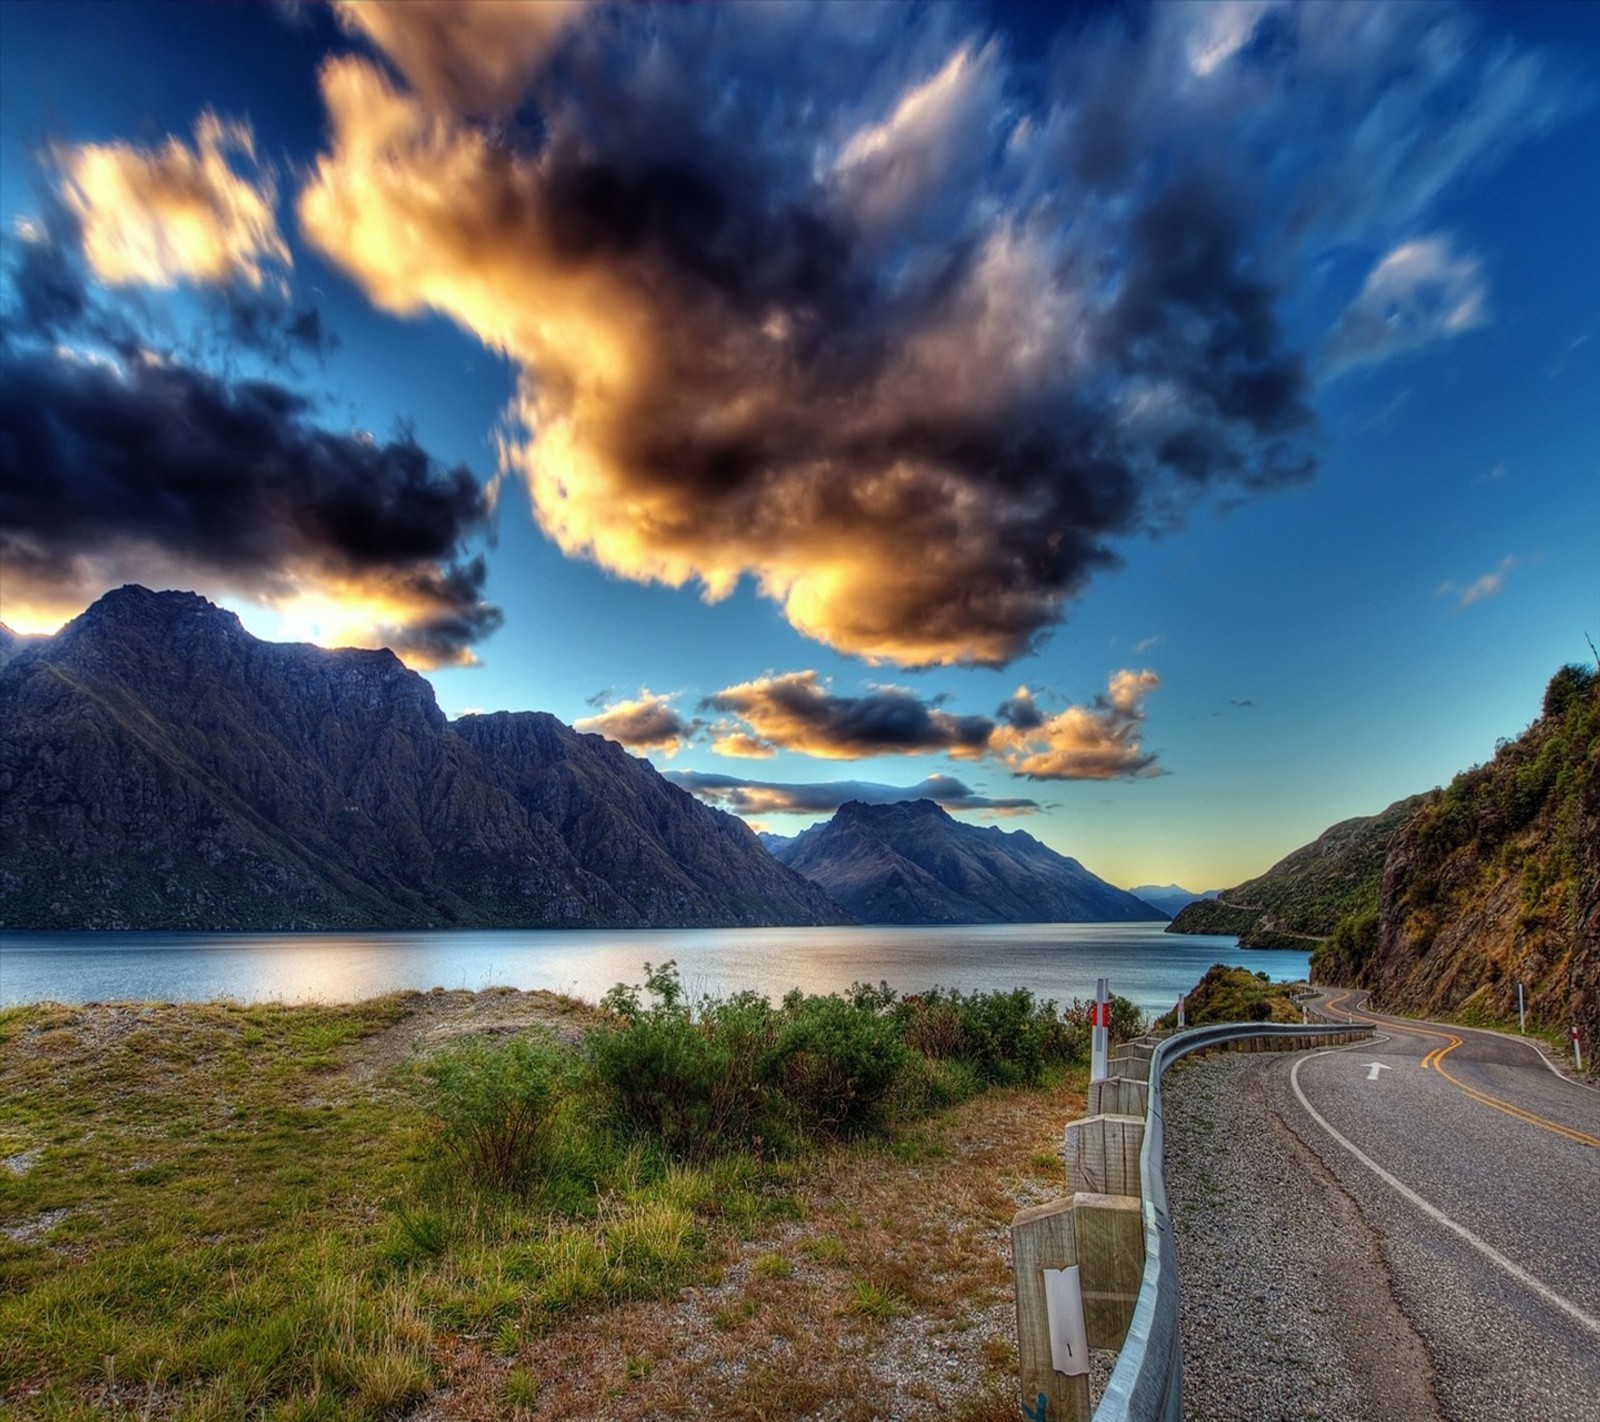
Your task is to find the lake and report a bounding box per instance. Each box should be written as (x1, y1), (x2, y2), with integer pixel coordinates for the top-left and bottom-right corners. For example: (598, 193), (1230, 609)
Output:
(0, 923), (1308, 1019)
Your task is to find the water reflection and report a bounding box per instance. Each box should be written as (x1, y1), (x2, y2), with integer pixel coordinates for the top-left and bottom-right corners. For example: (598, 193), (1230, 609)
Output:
(0, 924), (1308, 1019)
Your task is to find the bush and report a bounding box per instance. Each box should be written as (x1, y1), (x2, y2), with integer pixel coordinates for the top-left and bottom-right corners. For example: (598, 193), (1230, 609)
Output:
(766, 992), (910, 1138)
(419, 1032), (568, 1192)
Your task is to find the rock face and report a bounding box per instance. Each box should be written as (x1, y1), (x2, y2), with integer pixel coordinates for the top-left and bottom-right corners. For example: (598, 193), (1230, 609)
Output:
(1167, 795), (1425, 949)
(0, 586), (847, 930)
(1321, 665), (1598, 1056)
(768, 799), (1164, 924)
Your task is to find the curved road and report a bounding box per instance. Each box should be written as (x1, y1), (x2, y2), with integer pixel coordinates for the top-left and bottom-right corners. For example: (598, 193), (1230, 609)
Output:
(1273, 990), (1600, 1420)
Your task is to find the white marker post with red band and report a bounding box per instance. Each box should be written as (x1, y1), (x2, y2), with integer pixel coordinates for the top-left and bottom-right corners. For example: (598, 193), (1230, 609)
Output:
(1574, 1025), (1584, 1073)
(1091, 977), (1110, 1083)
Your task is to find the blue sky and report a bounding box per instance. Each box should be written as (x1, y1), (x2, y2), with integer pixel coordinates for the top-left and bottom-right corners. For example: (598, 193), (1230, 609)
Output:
(2, 0), (1596, 891)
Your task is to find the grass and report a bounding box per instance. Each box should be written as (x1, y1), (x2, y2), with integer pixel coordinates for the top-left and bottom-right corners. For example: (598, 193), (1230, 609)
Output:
(1, 987), (1098, 1420)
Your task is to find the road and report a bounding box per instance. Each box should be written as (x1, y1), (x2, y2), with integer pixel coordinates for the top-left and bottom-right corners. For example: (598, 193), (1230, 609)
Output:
(1274, 990), (1600, 1420)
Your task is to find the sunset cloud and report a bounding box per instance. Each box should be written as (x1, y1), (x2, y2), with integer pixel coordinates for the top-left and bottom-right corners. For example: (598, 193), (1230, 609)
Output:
(663, 771), (1041, 820)
(702, 672), (993, 761)
(0, 340), (499, 666)
(991, 670), (1164, 781)
(293, 3), (1560, 668)
(575, 691), (698, 757)
(331, 0), (580, 117)
(56, 112), (288, 291)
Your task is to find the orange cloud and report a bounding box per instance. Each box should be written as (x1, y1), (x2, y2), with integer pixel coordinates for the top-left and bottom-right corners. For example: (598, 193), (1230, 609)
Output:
(991, 670), (1163, 780)
(574, 692), (697, 757)
(332, 0), (580, 117)
(56, 112), (288, 289)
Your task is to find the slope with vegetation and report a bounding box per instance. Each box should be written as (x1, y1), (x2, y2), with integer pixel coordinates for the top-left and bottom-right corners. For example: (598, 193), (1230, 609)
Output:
(1314, 664), (1599, 1057)
(1167, 796), (1425, 948)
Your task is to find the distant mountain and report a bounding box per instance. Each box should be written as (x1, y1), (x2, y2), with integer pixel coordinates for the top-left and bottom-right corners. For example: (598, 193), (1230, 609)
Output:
(757, 831), (797, 856)
(0, 586), (847, 931)
(1315, 664), (1598, 1057)
(1167, 795), (1426, 949)
(768, 799), (1165, 924)
(1127, 884), (1217, 918)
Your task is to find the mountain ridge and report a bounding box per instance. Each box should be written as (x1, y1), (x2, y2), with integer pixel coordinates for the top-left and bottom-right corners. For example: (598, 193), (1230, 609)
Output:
(769, 798), (1164, 924)
(0, 586), (847, 931)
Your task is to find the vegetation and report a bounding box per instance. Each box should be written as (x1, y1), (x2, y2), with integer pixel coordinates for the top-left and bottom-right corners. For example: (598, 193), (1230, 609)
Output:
(1169, 795), (1425, 947)
(1152, 964), (1307, 1029)
(0, 972), (1145, 1419)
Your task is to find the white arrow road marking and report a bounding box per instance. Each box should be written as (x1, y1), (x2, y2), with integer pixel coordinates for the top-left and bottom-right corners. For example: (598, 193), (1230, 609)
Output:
(1366, 1062), (1390, 1080)
(1291, 1052), (1600, 1339)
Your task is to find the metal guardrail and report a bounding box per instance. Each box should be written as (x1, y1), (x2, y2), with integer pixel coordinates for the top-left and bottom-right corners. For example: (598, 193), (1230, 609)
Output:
(1090, 1020), (1374, 1422)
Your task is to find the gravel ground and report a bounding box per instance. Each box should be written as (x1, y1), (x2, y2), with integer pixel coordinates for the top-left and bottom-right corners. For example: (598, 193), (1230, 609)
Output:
(1162, 1052), (1441, 1422)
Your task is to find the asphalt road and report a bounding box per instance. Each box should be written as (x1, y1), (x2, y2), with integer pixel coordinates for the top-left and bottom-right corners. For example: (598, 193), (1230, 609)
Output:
(1275, 991), (1600, 1420)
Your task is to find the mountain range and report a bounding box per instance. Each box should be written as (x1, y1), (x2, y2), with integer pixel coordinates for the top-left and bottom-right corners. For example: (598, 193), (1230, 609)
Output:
(766, 798), (1165, 925)
(0, 587), (845, 930)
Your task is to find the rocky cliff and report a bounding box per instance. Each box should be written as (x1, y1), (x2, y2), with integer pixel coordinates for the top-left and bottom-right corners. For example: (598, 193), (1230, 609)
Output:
(0, 586), (847, 930)
(1167, 795), (1425, 948)
(1315, 665), (1599, 1055)
(769, 798), (1164, 924)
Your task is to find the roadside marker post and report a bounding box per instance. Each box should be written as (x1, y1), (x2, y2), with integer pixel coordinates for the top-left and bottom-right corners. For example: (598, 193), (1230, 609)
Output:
(1517, 982), (1525, 1033)
(1090, 978), (1110, 1083)
(1574, 1025), (1584, 1072)
(1176, 994), (1186, 1029)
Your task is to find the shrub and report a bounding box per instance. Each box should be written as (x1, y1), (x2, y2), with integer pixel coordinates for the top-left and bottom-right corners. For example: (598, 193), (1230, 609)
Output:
(765, 992), (910, 1138)
(419, 1032), (567, 1193)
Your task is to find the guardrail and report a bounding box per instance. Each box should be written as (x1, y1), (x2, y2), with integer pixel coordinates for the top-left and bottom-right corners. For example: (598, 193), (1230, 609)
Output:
(1082, 1020), (1372, 1422)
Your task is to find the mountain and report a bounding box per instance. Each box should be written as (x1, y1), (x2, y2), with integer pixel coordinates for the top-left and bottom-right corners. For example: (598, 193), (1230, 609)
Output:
(767, 799), (1165, 924)
(1128, 884), (1218, 918)
(1166, 794), (1426, 949)
(1314, 664), (1598, 1056)
(0, 586), (847, 931)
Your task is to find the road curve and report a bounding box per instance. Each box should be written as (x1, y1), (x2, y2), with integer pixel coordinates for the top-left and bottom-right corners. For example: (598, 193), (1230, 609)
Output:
(1271, 991), (1600, 1420)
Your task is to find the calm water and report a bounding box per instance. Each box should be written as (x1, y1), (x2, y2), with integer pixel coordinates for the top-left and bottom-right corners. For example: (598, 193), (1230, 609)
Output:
(0, 924), (1307, 1019)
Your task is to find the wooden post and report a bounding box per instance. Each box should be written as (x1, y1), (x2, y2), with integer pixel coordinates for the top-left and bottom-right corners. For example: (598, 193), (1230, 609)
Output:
(1088, 1076), (1149, 1118)
(1106, 1053), (1150, 1081)
(1012, 1198), (1092, 1422)
(1064, 1113), (1145, 1196)
(1072, 1191), (1145, 1347)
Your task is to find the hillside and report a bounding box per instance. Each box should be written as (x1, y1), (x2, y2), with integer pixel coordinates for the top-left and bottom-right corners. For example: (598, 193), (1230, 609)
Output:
(1314, 664), (1599, 1054)
(769, 799), (1165, 924)
(1167, 795), (1425, 948)
(0, 586), (846, 930)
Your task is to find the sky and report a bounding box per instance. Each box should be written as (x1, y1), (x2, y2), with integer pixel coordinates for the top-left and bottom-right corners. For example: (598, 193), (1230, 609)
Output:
(1, 0), (1596, 893)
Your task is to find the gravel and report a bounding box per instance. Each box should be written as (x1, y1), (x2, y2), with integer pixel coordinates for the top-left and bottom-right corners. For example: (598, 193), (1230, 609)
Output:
(1161, 1051), (1441, 1422)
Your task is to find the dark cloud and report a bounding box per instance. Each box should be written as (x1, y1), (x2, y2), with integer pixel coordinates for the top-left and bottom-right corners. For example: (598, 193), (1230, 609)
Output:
(702, 671), (994, 760)
(663, 771), (1041, 819)
(0, 338), (499, 666)
(299, 2), (1560, 668)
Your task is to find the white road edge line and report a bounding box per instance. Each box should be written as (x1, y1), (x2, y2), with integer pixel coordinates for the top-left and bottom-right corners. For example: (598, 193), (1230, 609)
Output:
(1289, 1050), (1600, 1340)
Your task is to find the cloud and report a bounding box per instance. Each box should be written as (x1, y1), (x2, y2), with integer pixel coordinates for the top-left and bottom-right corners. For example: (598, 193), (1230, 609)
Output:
(700, 668), (1163, 781)
(1438, 555), (1516, 609)
(295, 4), (1563, 668)
(332, 0), (581, 117)
(663, 771), (1041, 819)
(574, 691), (699, 757)
(1326, 237), (1488, 374)
(0, 340), (499, 666)
(990, 670), (1164, 781)
(701, 671), (994, 761)
(55, 112), (288, 291)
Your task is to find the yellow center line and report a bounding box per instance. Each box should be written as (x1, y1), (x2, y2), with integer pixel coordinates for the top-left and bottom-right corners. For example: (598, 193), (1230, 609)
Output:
(1323, 991), (1599, 1151)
